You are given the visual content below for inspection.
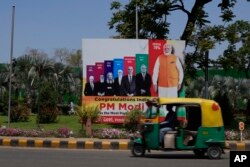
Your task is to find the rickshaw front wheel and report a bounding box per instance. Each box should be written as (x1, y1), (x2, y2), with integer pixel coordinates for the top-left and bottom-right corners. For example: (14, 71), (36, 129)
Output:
(207, 145), (222, 159)
(131, 144), (145, 157)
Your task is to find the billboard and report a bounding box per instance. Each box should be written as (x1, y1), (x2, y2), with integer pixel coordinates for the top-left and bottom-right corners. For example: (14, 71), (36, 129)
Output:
(82, 39), (185, 123)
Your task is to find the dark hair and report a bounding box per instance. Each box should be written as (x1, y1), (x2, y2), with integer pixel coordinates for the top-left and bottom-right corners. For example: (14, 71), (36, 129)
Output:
(166, 104), (174, 112)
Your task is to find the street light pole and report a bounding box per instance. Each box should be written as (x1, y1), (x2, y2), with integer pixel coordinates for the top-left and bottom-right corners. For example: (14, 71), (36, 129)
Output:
(204, 51), (209, 99)
(8, 6), (15, 127)
(135, 4), (138, 39)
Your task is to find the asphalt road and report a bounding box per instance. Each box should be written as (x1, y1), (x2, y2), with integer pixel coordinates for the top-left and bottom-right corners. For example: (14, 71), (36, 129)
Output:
(0, 147), (229, 167)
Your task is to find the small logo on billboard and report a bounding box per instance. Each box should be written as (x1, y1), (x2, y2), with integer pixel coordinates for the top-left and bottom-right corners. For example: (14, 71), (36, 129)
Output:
(152, 43), (161, 50)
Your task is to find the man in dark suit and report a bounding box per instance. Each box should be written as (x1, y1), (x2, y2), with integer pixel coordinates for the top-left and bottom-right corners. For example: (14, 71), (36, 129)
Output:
(114, 69), (124, 96)
(84, 75), (97, 96)
(122, 66), (136, 96)
(96, 75), (106, 96)
(136, 64), (152, 96)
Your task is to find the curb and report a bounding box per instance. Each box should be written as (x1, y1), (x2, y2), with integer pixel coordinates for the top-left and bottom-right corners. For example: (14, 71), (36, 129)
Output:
(225, 141), (250, 151)
(0, 137), (249, 151)
(0, 137), (132, 150)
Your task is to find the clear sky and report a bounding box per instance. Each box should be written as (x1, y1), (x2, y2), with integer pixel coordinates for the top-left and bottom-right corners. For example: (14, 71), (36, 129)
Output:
(0, 0), (249, 63)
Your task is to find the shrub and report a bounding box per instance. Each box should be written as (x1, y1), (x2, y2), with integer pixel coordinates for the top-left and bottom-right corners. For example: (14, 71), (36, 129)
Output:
(75, 104), (100, 129)
(225, 129), (249, 140)
(0, 127), (22, 136)
(10, 105), (30, 122)
(93, 128), (130, 139)
(0, 127), (72, 138)
(39, 81), (59, 108)
(0, 101), (8, 115)
(56, 127), (73, 138)
(0, 127), (41, 137)
(36, 81), (59, 123)
(57, 105), (71, 115)
(37, 107), (59, 123)
(124, 109), (143, 132)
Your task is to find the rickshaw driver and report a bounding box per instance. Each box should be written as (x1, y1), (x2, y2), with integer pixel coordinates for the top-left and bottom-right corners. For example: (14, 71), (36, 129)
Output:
(159, 105), (177, 145)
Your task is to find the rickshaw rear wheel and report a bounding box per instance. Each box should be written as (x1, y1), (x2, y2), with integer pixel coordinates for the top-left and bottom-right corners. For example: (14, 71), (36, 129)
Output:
(131, 144), (145, 157)
(193, 149), (206, 157)
(207, 145), (222, 159)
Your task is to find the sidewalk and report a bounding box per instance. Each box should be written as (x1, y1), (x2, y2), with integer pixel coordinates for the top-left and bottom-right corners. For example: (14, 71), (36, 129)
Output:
(0, 136), (250, 150)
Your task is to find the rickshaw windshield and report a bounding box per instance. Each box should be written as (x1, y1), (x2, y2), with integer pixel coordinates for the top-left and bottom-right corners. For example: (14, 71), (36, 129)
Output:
(144, 105), (158, 119)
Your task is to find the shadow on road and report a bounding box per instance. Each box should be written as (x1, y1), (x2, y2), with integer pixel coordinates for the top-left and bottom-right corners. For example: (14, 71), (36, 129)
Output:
(130, 152), (228, 160)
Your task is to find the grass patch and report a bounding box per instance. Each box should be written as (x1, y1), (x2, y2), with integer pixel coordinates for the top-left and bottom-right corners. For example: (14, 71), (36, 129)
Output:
(0, 115), (120, 137)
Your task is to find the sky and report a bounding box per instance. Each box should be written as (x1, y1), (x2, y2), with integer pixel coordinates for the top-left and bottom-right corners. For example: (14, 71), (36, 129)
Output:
(0, 0), (249, 63)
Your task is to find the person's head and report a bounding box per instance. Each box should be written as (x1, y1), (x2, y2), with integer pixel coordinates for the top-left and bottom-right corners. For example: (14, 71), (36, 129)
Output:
(118, 69), (123, 77)
(107, 72), (113, 80)
(128, 66), (133, 75)
(166, 104), (174, 113)
(163, 43), (175, 55)
(140, 64), (147, 74)
(89, 76), (94, 83)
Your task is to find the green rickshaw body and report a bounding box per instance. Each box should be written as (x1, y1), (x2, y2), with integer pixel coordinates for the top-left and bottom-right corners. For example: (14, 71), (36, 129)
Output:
(131, 98), (225, 159)
(176, 127), (225, 150)
(143, 123), (160, 149)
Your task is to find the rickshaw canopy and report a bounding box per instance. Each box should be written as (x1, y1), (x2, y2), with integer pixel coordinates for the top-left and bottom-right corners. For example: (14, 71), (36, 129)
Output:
(154, 98), (224, 127)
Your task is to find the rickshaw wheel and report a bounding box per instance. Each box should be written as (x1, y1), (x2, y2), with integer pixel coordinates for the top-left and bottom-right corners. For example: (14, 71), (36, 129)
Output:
(193, 149), (206, 157)
(131, 144), (145, 157)
(207, 145), (222, 159)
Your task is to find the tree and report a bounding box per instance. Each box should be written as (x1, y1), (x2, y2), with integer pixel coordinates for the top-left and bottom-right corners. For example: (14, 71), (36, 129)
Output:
(186, 76), (234, 127)
(53, 48), (72, 64)
(66, 49), (82, 68)
(0, 65), (9, 99)
(75, 104), (100, 136)
(185, 77), (206, 98)
(56, 63), (73, 99)
(0, 64), (9, 114)
(109, 0), (236, 43)
(124, 109), (143, 132)
(184, 24), (225, 81)
(217, 20), (250, 78)
(109, 0), (241, 82)
(10, 49), (57, 124)
(15, 54), (34, 107)
(65, 49), (83, 105)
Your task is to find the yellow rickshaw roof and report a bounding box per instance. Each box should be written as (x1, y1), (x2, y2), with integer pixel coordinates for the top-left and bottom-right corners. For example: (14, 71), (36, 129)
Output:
(156, 98), (224, 127)
(158, 97), (214, 105)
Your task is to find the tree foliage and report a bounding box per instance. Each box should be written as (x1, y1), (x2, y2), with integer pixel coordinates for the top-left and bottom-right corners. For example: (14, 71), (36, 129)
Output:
(109, 0), (236, 43)
(0, 48), (82, 123)
(53, 48), (82, 68)
(109, 0), (247, 83)
(186, 75), (249, 126)
(217, 20), (250, 78)
(75, 104), (100, 130)
(124, 109), (143, 132)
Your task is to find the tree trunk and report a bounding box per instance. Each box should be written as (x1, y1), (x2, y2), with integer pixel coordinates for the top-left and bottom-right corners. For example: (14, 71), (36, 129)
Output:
(181, 0), (212, 44)
(86, 118), (92, 137)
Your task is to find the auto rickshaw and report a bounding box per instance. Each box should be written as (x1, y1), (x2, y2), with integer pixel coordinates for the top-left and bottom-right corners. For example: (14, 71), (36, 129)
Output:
(131, 98), (225, 159)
